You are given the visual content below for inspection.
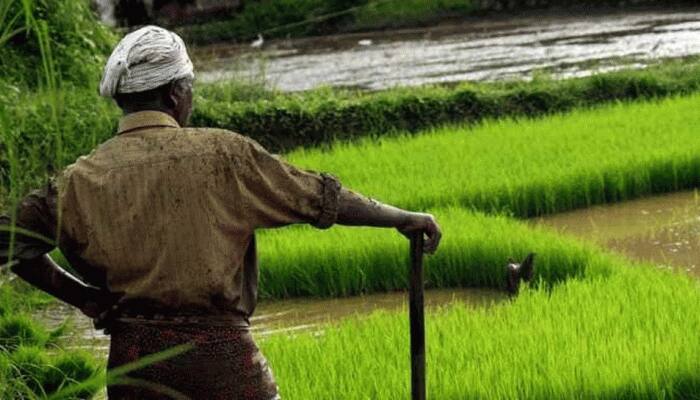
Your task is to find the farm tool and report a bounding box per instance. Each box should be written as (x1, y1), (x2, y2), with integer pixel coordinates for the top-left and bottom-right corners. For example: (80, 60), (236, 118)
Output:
(409, 232), (426, 400)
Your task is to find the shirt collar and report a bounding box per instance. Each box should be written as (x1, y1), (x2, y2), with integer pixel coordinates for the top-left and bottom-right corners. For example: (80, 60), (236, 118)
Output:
(117, 111), (180, 135)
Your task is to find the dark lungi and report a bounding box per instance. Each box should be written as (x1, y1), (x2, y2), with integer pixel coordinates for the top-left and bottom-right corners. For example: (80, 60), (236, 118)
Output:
(107, 320), (279, 400)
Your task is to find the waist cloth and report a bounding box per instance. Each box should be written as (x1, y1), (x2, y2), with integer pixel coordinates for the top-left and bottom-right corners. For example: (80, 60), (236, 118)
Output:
(107, 318), (280, 400)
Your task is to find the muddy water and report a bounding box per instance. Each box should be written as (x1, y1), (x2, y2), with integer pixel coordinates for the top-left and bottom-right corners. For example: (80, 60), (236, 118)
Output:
(195, 8), (700, 91)
(533, 190), (700, 277)
(38, 288), (505, 356)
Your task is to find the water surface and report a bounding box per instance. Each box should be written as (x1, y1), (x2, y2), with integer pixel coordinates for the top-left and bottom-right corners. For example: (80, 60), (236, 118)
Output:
(38, 288), (505, 356)
(533, 190), (700, 276)
(195, 8), (700, 90)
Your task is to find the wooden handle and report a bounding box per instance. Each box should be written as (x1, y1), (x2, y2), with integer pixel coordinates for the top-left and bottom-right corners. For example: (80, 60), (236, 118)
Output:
(409, 232), (426, 400)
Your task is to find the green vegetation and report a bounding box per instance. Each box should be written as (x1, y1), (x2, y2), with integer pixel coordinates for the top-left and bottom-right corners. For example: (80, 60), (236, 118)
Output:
(195, 58), (700, 152)
(4, 2), (700, 399)
(176, 0), (695, 44)
(0, 284), (101, 399)
(285, 93), (700, 216)
(0, 0), (114, 90)
(0, 1), (110, 397)
(261, 265), (700, 399)
(7, 59), (700, 206)
(252, 94), (700, 298)
(246, 94), (700, 399)
(258, 208), (610, 298)
(0, 0), (117, 206)
(249, 94), (700, 398)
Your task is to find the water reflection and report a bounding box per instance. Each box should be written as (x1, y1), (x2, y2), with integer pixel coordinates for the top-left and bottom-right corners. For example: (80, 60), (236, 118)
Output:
(533, 190), (700, 277)
(195, 8), (700, 90)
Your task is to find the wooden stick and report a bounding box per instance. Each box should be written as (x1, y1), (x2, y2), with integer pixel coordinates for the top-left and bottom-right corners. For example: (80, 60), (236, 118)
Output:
(409, 232), (426, 400)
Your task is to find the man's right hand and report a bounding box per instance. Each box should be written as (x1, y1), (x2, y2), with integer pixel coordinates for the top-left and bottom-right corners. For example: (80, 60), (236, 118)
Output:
(397, 213), (442, 254)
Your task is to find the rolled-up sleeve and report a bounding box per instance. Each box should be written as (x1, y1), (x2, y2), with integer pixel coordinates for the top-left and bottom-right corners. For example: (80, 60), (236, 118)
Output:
(237, 139), (341, 230)
(0, 184), (57, 265)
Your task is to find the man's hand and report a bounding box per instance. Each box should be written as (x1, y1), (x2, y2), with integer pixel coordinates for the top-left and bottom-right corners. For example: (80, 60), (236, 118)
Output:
(336, 189), (443, 253)
(397, 213), (442, 254)
(80, 286), (121, 319)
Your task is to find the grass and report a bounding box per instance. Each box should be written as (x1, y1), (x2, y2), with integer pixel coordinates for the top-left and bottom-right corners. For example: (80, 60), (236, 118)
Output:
(8, 57), (700, 204)
(0, 283), (102, 399)
(193, 58), (700, 152)
(257, 208), (611, 298)
(3, 2), (700, 398)
(244, 91), (700, 398)
(285, 93), (700, 217)
(260, 265), (700, 399)
(0, 1), (107, 397)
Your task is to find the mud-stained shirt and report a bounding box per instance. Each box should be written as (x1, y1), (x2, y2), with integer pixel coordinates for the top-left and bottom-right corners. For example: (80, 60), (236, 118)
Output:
(0, 111), (341, 320)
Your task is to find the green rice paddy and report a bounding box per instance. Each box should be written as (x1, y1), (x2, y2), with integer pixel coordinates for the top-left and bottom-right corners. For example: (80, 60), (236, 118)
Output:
(286, 94), (700, 217)
(257, 208), (609, 298)
(261, 266), (700, 399)
(3, 3), (700, 395)
(245, 94), (700, 399)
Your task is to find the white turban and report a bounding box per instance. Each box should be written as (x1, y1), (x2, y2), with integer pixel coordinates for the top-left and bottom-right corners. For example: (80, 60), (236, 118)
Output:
(99, 25), (194, 98)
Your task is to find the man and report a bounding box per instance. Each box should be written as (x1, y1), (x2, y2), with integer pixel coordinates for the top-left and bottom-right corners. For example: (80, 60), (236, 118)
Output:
(0, 26), (441, 399)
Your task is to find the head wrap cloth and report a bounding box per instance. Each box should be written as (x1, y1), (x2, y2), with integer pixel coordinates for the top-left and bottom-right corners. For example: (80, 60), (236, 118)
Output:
(100, 26), (194, 98)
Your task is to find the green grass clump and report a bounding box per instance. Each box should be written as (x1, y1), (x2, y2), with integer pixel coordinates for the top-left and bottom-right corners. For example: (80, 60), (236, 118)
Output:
(1, 345), (100, 399)
(260, 265), (700, 399)
(258, 208), (611, 298)
(0, 314), (50, 349)
(286, 93), (700, 217)
(0, 281), (100, 399)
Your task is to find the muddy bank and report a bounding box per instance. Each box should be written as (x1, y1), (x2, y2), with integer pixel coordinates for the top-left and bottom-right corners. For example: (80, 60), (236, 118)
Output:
(38, 288), (506, 356)
(195, 8), (700, 91)
(534, 190), (700, 277)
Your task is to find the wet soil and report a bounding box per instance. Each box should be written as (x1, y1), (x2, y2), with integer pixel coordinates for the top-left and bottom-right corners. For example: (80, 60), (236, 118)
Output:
(194, 7), (700, 90)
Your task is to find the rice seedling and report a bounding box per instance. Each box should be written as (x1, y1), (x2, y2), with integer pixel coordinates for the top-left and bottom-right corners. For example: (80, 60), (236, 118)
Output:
(286, 93), (700, 217)
(260, 265), (700, 399)
(257, 208), (612, 298)
(3, 3), (700, 399)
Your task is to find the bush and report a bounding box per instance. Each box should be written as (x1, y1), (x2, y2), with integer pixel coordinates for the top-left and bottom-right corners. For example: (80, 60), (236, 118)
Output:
(192, 59), (700, 152)
(0, 0), (115, 89)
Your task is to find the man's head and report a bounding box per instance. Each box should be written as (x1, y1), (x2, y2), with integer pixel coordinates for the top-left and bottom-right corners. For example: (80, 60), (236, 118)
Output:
(100, 26), (194, 126)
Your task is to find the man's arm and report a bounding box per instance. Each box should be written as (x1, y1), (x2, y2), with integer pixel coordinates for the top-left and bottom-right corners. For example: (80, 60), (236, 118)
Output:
(336, 188), (442, 254)
(10, 255), (112, 318)
(1, 185), (116, 318)
(235, 138), (442, 253)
